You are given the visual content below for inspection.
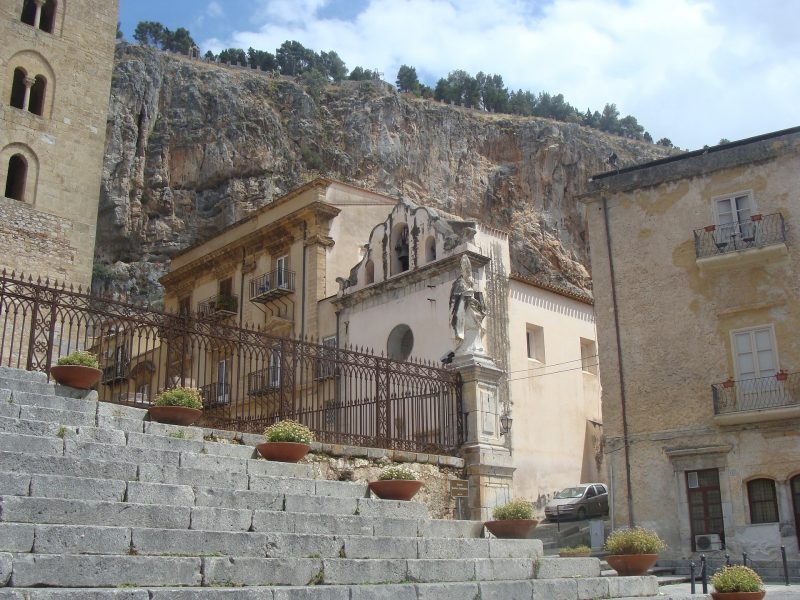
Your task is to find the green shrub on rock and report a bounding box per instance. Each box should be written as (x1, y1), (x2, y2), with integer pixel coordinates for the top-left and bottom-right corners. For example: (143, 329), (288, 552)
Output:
(710, 565), (763, 593)
(378, 465), (418, 481)
(263, 420), (314, 444)
(56, 351), (99, 369)
(604, 527), (666, 555)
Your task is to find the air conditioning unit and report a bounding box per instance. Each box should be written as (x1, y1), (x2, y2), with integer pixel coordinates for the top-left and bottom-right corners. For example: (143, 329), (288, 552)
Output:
(695, 534), (723, 551)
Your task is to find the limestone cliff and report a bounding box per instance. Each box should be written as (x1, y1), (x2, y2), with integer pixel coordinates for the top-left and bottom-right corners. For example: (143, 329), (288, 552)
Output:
(96, 45), (669, 302)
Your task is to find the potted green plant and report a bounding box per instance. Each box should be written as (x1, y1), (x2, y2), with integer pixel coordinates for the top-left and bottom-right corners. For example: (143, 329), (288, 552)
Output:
(603, 526), (666, 576)
(149, 387), (203, 426)
(257, 420), (314, 463)
(368, 465), (422, 501)
(559, 544), (592, 557)
(50, 351), (102, 389)
(710, 565), (765, 600)
(484, 499), (539, 539)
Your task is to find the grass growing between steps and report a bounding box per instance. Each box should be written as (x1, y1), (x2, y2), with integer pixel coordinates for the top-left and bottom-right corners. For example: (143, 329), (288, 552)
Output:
(307, 565), (324, 585)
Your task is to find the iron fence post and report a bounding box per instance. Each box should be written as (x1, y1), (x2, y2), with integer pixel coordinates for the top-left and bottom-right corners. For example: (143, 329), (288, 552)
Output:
(700, 554), (707, 594)
(725, 553), (730, 567)
(689, 562), (695, 594)
(743, 551), (747, 567)
(781, 545), (789, 586)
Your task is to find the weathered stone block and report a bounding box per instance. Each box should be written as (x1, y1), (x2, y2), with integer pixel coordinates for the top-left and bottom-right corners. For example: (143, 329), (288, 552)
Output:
(314, 479), (368, 498)
(415, 582), (480, 600)
(418, 537), (489, 559)
(607, 575), (659, 597)
(0, 451), (137, 481)
(350, 584), (416, 600)
(249, 474), (315, 496)
(126, 481), (194, 506)
(344, 536), (417, 559)
(144, 422), (204, 441)
(247, 459), (312, 479)
(10, 554), (201, 587)
(371, 517), (418, 538)
(0, 472), (30, 496)
(138, 463), (248, 489)
(0, 432), (62, 455)
(322, 558), (407, 584)
(576, 576), (610, 599)
(272, 588), (348, 600)
(250, 510), (295, 534)
(132, 528), (267, 557)
(202, 557), (321, 586)
(488, 538), (543, 559)
(531, 578), (577, 600)
(285, 495), (356, 516)
(475, 558), (534, 580)
(265, 533), (344, 559)
(0, 523), (34, 552)
(19, 406), (95, 427)
(194, 487), (281, 511)
(33, 524), (131, 554)
(408, 559), (474, 582)
(190, 506), (252, 531)
(150, 590), (270, 600)
(418, 518), (483, 538)
(357, 498), (427, 519)
(30, 474), (126, 502)
(479, 580), (534, 600)
(536, 556), (600, 579)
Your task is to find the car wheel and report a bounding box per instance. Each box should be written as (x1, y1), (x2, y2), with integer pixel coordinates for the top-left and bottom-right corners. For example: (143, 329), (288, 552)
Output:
(577, 507), (587, 520)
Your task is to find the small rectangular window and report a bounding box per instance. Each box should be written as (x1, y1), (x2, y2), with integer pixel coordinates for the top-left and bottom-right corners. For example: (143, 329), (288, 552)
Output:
(580, 338), (598, 375)
(219, 277), (233, 297)
(526, 325), (545, 363)
(748, 479), (779, 524)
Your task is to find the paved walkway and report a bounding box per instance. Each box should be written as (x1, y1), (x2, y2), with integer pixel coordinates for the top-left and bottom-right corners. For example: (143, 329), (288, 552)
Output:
(659, 581), (800, 598)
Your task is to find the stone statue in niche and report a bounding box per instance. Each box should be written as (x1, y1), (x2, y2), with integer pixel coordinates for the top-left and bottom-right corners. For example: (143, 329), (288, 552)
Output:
(449, 255), (487, 355)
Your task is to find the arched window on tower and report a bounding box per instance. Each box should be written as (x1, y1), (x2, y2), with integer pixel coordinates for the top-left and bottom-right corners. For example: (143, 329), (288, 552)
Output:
(424, 236), (437, 263)
(364, 260), (375, 284)
(39, 0), (57, 33)
(10, 68), (27, 110)
(390, 223), (410, 275)
(20, 0), (36, 26)
(4, 154), (28, 202)
(28, 75), (46, 116)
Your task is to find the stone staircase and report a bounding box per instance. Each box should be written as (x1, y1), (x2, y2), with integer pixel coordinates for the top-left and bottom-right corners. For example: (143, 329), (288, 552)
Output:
(0, 366), (671, 599)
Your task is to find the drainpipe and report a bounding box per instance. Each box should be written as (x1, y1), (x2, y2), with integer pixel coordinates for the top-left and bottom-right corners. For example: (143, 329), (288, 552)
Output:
(300, 222), (307, 338)
(602, 196), (635, 527)
(238, 248), (245, 327)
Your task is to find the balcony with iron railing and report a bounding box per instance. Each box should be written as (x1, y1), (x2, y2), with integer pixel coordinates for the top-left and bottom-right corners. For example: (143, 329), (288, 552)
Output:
(248, 366), (281, 396)
(197, 294), (238, 320)
(712, 371), (800, 425)
(200, 382), (231, 409)
(101, 362), (129, 384)
(249, 269), (295, 304)
(693, 213), (788, 271)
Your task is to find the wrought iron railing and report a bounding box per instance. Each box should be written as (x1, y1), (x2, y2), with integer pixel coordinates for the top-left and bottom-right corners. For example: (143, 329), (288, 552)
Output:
(197, 294), (238, 319)
(249, 269), (295, 300)
(712, 372), (799, 415)
(693, 213), (786, 259)
(0, 271), (463, 454)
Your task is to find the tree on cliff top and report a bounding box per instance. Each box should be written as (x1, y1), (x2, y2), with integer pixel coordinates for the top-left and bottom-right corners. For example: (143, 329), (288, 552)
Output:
(396, 65), (421, 94)
(133, 21), (196, 54)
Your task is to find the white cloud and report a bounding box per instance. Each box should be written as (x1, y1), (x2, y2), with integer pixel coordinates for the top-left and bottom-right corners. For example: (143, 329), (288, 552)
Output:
(206, 2), (223, 18)
(202, 0), (800, 148)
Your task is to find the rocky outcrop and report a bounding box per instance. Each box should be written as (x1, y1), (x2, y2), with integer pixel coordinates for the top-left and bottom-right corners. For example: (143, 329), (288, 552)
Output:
(96, 45), (669, 301)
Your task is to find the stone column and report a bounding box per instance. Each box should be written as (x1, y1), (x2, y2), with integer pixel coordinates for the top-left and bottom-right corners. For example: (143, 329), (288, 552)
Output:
(451, 351), (514, 521)
(22, 76), (35, 112)
(33, 0), (44, 29)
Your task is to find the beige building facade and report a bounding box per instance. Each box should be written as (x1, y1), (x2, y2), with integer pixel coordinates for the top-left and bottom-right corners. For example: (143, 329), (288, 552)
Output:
(584, 126), (800, 560)
(1, 0), (118, 287)
(160, 178), (604, 513)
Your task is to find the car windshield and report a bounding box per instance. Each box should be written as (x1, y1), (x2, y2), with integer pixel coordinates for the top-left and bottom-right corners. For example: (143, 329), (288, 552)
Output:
(555, 486), (587, 499)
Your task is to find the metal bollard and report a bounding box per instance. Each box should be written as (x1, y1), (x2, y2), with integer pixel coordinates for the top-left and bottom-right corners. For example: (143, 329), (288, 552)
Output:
(725, 553), (730, 567)
(690, 562), (696, 594)
(743, 551), (748, 567)
(782, 545), (790, 586)
(701, 554), (708, 594)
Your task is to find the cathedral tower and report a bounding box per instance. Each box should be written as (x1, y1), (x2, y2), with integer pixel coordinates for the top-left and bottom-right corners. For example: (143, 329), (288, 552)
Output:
(0, 0), (119, 287)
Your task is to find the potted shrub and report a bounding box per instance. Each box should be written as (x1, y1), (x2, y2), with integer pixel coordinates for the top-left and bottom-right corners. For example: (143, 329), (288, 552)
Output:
(50, 351), (102, 389)
(559, 544), (592, 557)
(257, 420), (313, 463)
(368, 465), (422, 501)
(710, 565), (765, 600)
(149, 387), (203, 426)
(603, 526), (666, 576)
(484, 499), (539, 539)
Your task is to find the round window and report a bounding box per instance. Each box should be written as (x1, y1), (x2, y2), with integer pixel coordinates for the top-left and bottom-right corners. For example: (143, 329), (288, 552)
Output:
(387, 324), (414, 361)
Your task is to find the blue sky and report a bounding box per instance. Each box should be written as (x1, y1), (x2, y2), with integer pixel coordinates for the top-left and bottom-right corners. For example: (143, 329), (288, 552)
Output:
(118, 0), (800, 150)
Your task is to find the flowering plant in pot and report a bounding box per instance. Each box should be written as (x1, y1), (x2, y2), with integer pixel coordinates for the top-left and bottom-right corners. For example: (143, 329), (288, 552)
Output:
(257, 420), (314, 463)
(50, 351), (102, 389)
(149, 387), (203, 426)
(484, 499), (539, 539)
(710, 565), (765, 600)
(603, 526), (666, 576)
(559, 544), (592, 557)
(368, 465), (422, 501)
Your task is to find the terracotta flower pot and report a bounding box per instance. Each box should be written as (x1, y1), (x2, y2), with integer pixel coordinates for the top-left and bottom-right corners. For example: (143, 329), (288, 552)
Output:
(256, 441), (310, 463)
(605, 553), (659, 576)
(368, 479), (422, 501)
(50, 365), (102, 390)
(710, 592), (765, 600)
(484, 519), (539, 539)
(148, 405), (202, 426)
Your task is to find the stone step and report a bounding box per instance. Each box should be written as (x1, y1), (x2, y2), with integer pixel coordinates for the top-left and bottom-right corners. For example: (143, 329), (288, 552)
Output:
(0, 367), (48, 384)
(0, 522), (541, 560)
(0, 496), (449, 536)
(3, 554), (620, 588)
(0, 578), (665, 600)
